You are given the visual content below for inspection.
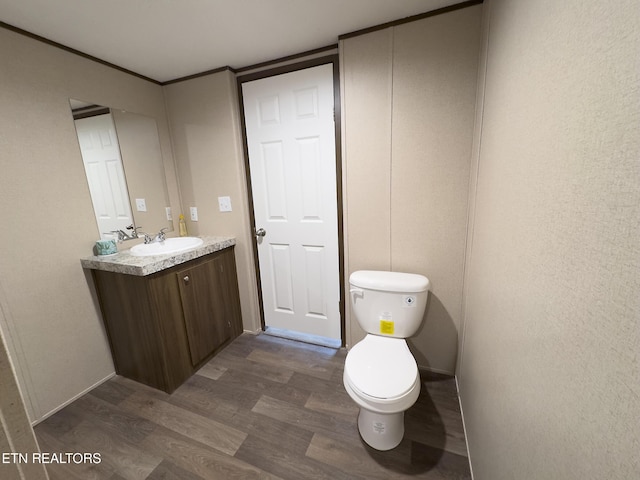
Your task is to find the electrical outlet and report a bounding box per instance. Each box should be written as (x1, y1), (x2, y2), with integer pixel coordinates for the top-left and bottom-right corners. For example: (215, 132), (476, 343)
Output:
(218, 196), (232, 212)
(165, 207), (172, 221)
(190, 206), (198, 221)
(135, 198), (147, 212)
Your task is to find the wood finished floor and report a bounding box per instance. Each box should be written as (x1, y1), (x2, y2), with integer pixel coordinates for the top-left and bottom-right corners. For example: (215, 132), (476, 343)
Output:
(35, 333), (471, 479)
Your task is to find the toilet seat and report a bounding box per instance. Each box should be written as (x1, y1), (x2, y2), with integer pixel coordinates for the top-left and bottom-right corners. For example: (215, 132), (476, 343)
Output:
(344, 335), (418, 400)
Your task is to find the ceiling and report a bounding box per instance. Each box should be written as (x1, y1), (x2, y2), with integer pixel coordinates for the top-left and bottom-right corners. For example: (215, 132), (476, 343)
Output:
(0, 0), (464, 83)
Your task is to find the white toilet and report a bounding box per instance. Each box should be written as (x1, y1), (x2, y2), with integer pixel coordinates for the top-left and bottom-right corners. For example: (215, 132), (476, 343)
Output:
(343, 270), (430, 451)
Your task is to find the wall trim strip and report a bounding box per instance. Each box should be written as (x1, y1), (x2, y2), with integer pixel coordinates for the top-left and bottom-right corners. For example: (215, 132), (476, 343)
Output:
(0, 21), (161, 85)
(339, 0), (484, 40)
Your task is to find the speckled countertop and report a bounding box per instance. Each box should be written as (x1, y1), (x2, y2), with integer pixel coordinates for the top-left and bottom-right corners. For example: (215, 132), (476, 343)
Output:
(80, 236), (236, 276)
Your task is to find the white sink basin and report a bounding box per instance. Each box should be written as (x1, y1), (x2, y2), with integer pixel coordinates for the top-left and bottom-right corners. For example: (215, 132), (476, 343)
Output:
(129, 237), (204, 257)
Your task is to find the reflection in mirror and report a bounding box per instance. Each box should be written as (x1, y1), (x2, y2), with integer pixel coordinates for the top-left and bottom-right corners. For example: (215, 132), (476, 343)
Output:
(70, 99), (172, 239)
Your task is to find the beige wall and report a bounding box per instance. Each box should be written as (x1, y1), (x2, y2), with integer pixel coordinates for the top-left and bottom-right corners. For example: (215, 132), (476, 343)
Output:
(341, 5), (482, 374)
(163, 71), (261, 332)
(0, 27), (180, 422)
(458, 0), (640, 478)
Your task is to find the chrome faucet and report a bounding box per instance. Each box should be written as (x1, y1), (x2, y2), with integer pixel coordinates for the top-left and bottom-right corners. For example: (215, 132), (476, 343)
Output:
(154, 227), (168, 243)
(110, 226), (139, 242)
(138, 232), (153, 244)
(143, 228), (169, 244)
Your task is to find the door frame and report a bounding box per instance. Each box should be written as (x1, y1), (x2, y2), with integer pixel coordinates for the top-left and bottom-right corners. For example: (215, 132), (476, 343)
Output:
(237, 55), (345, 347)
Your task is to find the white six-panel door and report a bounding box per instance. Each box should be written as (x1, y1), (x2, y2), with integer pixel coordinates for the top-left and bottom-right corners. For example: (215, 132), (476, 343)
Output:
(242, 63), (340, 341)
(75, 113), (133, 236)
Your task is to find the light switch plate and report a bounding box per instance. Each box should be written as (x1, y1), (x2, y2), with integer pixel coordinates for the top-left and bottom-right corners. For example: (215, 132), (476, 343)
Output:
(218, 196), (232, 212)
(190, 206), (198, 221)
(165, 207), (172, 221)
(135, 198), (147, 212)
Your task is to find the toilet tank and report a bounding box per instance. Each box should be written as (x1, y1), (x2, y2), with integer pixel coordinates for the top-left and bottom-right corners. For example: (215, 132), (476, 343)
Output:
(349, 271), (430, 339)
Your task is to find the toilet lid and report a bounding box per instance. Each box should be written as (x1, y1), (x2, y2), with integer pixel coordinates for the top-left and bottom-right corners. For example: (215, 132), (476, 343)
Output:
(345, 336), (418, 399)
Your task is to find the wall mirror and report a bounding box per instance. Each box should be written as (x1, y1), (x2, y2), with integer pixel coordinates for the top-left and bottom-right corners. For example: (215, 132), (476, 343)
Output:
(70, 99), (172, 239)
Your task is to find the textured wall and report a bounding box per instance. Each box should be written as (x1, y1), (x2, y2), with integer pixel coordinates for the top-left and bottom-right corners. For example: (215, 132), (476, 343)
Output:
(0, 27), (180, 422)
(340, 28), (394, 344)
(163, 71), (261, 332)
(458, 0), (640, 478)
(341, 5), (482, 373)
(391, 6), (481, 374)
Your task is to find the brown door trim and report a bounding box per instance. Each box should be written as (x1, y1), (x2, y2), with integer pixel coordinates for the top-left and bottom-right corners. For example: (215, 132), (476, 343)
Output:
(236, 55), (345, 347)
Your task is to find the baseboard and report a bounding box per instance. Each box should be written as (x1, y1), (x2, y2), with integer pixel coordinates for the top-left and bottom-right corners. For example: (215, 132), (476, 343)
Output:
(243, 328), (262, 335)
(31, 372), (116, 426)
(455, 375), (475, 480)
(417, 364), (455, 377)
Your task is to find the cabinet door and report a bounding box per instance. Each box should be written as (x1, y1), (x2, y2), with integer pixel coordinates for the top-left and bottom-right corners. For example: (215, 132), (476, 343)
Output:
(177, 256), (231, 366)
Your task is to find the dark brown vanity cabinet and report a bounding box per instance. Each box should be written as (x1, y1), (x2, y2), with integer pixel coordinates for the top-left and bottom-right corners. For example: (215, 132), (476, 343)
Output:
(91, 247), (242, 393)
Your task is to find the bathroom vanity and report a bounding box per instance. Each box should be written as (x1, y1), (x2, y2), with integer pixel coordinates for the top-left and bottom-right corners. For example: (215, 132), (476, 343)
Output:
(81, 236), (242, 393)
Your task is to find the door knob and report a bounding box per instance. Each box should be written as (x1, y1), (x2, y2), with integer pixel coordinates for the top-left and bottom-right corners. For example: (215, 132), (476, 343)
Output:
(255, 228), (266, 237)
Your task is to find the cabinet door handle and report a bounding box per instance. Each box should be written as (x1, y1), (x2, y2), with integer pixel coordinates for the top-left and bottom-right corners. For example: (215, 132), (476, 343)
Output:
(183, 275), (190, 284)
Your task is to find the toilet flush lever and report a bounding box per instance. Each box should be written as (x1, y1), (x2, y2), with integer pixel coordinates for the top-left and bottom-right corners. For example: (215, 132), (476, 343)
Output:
(350, 288), (364, 298)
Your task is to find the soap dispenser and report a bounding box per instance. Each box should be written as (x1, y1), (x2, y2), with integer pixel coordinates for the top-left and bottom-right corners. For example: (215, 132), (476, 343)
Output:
(179, 214), (188, 237)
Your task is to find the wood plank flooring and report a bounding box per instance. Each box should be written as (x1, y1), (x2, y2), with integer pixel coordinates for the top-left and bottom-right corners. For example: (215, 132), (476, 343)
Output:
(34, 333), (471, 479)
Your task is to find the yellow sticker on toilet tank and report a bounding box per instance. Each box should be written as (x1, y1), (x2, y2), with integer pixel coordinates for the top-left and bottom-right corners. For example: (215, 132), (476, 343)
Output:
(380, 320), (395, 335)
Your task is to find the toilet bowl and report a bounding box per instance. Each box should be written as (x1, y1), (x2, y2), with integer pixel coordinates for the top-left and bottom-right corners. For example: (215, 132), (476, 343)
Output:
(343, 270), (429, 451)
(344, 335), (421, 450)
